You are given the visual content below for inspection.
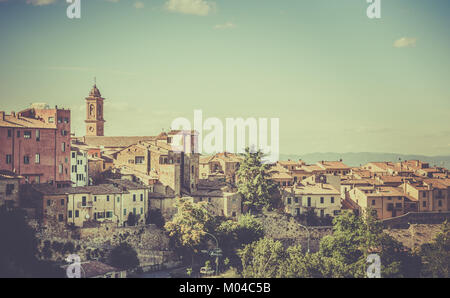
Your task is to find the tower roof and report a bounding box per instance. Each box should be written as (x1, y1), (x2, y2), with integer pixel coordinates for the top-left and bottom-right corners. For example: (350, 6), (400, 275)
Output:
(89, 84), (102, 97)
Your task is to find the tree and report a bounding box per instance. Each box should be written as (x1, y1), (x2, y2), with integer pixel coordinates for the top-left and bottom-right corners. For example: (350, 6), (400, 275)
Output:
(236, 147), (279, 213)
(0, 206), (64, 277)
(217, 214), (264, 268)
(109, 242), (139, 270)
(239, 237), (286, 278)
(127, 212), (137, 226)
(146, 208), (165, 228)
(419, 220), (450, 278)
(165, 198), (218, 249)
(319, 209), (419, 277)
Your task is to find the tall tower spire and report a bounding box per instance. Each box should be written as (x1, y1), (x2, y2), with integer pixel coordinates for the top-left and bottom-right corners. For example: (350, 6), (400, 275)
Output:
(85, 82), (105, 136)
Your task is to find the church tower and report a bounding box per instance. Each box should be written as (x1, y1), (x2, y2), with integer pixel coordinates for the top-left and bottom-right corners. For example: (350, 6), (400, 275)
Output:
(85, 83), (105, 136)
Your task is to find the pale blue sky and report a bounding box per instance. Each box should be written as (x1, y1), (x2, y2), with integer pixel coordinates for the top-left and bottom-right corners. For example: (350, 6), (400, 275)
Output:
(0, 0), (449, 155)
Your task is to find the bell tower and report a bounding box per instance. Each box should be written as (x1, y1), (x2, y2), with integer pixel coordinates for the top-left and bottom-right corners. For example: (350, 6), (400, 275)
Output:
(85, 82), (105, 136)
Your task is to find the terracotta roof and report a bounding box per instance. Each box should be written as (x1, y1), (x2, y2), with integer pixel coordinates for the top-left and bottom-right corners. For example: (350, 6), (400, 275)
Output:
(293, 183), (340, 195)
(32, 184), (126, 195)
(0, 113), (56, 129)
(317, 161), (350, 170)
(82, 136), (156, 148)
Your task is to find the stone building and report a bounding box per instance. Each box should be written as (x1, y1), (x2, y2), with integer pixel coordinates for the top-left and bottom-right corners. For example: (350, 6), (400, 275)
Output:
(199, 152), (242, 183)
(0, 104), (71, 187)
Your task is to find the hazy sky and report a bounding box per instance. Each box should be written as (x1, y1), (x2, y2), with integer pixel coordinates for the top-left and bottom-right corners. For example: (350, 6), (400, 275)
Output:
(1, 0), (449, 156)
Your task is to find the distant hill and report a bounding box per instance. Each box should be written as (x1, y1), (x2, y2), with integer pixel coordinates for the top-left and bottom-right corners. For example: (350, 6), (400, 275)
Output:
(279, 152), (450, 169)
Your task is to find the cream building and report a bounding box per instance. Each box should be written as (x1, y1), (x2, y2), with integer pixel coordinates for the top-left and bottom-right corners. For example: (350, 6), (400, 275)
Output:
(283, 175), (341, 218)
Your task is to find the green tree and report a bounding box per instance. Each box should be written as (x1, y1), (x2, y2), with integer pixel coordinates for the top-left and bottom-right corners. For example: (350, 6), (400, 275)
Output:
(146, 208), (165, 228)
(236, 148), (279, 213)
(165, 198), (218, 249)
(217, 214), (264, 268)
(319, 209), (419, 278)
(239, 237), (286, 278)
(109, 242), (139, 270)
(126, 212), (137, 226)
(0, 206), (64, 277)
(419, 220), (450, 278)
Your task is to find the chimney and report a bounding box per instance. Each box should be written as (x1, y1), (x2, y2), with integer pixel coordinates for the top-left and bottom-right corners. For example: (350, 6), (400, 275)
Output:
(0, 111), (4, 121)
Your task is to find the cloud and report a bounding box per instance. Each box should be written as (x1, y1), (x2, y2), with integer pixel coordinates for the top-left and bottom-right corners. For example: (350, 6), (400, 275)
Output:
(165, 0), (214, 16)
(393, 37), (417, 48)
(134, 1), (144, 9)
(26, 0), (57, 5)
(214, 22), (236, 29)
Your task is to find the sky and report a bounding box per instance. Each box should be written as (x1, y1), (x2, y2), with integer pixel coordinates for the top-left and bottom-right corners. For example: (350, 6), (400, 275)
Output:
(0, 0), (450, 156)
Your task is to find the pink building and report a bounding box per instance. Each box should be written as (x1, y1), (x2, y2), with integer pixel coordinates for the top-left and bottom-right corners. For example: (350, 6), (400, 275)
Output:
(0, 105), (71, 187)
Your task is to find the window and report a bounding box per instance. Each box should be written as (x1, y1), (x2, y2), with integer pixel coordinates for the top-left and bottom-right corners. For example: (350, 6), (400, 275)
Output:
(68, 210), (73, 218)
(106, 211), (113, 218)
(58, 117), (62, 124)
(62, 142), (66, 152)
(208, 197), (211, 203)
(47, 200), (51, 207)
(395, 203), (402, 208)
(48, 117), (54, 123)
(75, 210), (79, 218)
(6, 184), (14, 195)
(107, 195), (110, 202)
(117, 197), (120, 203)
(35, 153), (40, 164)
(59, 164), (63, 174)
(58, 214), (64, 222)
(72, 152), (76, 158)
(140, 194), (143, 201)
(423, 201), (427, 207)
(307, 197), (311, 207)
(124, 209), (127, 216)
(140, 207), (143, 214)
(61, 199), (65, 206)
(64, 117), (69, 123)
(94, 196), (97, 202)
(23, 155), (30, 164)
(82, 196), (87, 207)
(320, 197), (324, 204)
(133, 208), (136, 215)
(133, 194), (136, 202)
(61, 130), (67, 136)
(422, 192), (426, 198)
(438, 200), (443, 207)
(192, 165), (194, 174)
(6, 155), (11, 164)
(36, 130), (40, 141)
(331, 197), (335, 204)
(135, 156), (145, 164)
(24, 131), (31, 139)
(372, 200), (376, 206)
(72, 165), (76, 173)
(7, 129), (11, 138)
(17, 131), (20, 138)
(294, 197), (299, 204)
(287, 198), (292, 204)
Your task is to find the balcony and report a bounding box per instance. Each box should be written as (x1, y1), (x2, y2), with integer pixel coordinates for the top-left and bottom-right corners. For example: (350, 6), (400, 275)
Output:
(77, 201), (93, 208)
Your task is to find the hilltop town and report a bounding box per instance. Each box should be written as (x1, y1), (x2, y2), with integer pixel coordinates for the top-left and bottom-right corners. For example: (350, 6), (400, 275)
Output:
(0, 84), (449, 278)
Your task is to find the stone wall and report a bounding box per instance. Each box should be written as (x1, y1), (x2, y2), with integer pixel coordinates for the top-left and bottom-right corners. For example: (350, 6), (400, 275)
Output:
(257, 211), (332, 252)
(29, 220), (175, 269)
(381, 211), (450, 228)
